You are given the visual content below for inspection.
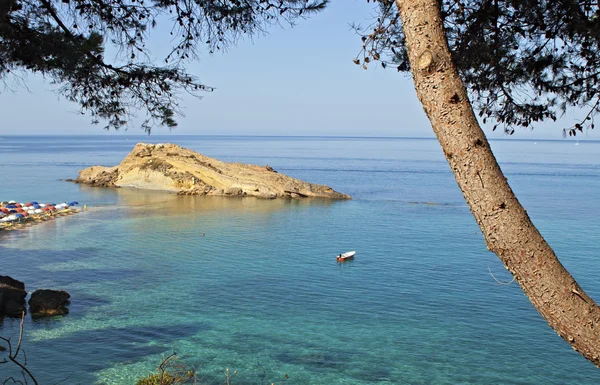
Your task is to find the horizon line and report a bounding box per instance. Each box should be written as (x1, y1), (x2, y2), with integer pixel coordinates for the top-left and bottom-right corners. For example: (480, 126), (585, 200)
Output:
(0, 133), (591, 141)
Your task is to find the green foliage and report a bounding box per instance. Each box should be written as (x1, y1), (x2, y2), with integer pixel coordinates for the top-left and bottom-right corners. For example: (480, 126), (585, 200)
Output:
(135, 371), (194, 385)
(356, 0), (600, 135)
(135, 353), (195, 385)
(0, 0), (328, 132)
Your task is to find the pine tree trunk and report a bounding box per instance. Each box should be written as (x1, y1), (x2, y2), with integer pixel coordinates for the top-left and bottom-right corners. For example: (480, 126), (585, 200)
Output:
(395, 0), (600, 366)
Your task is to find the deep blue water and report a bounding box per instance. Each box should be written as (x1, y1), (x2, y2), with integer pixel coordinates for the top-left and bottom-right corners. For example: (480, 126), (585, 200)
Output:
(1, 135), (599, 384)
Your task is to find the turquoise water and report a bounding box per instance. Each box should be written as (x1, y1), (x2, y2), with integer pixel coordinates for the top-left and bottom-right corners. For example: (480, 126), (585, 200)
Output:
(1, 135), (599, 384)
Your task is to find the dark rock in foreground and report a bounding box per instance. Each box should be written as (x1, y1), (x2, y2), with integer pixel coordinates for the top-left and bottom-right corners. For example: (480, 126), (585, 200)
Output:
(0, 275), (27, 318)
(29, 289), (71, 318)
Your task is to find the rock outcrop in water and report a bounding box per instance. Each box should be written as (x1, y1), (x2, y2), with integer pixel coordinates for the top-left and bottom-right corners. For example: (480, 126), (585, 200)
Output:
(74, 143), (351, 199)
(29, 289), (71, 318)
(0, 276), (72, 319)
(0, 276), (27, 317)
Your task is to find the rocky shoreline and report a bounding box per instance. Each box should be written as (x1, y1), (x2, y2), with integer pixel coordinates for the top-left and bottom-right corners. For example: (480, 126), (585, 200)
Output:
(0, 276), (70, 318)
(73, 143), (351, 199)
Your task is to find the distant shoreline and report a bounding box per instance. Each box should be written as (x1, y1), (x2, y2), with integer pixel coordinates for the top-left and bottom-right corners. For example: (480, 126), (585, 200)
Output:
(0, 134), (596, 142)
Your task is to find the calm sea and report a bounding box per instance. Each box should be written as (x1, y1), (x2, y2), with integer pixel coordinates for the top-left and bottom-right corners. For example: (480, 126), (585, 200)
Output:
(0, 135), (599, 384)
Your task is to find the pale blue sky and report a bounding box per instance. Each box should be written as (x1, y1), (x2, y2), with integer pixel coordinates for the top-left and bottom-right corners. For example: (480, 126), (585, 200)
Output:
(0, 0), (595, 139)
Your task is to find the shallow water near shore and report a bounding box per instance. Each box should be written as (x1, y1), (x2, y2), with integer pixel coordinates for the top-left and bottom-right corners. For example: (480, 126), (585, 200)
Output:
(1, 135), (600, 384)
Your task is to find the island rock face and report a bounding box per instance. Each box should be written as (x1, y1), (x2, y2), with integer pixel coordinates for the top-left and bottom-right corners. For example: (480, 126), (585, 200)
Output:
(75, 143), (351, 199)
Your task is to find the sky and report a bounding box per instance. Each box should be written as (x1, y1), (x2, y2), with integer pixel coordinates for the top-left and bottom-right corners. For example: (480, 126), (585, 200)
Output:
(0, 0), (596, 139)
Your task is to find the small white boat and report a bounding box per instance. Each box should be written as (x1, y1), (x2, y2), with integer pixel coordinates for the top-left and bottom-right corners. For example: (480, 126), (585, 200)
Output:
(337, 251), (356, 261)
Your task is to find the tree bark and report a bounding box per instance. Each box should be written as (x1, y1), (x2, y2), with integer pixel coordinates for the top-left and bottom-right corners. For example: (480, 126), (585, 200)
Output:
(395, 0), (600, 366)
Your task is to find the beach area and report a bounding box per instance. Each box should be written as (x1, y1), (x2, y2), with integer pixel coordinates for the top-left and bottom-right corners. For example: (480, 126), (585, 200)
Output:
(0, 201), (81, 232)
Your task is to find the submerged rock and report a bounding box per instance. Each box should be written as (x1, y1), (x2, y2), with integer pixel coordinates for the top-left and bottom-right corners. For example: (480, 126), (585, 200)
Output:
(74, 143), (350, 199)
(29, 289), (71, 318)
(0, 275), (27, 318)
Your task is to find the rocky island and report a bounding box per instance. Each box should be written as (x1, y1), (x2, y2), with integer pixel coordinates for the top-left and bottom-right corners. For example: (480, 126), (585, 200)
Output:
(73, 143), (351, 199)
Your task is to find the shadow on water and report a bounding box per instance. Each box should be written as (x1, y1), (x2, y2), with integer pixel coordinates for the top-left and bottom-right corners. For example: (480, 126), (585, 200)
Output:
(274, 351), (349, 371)
(220, 331), (357, 357)
(0, 241), (102, 265)
(38, 267), (146, 287)
(349, 366), (394, 383)
(224, 331), (362, 372)
(27, 323), (212, 380)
